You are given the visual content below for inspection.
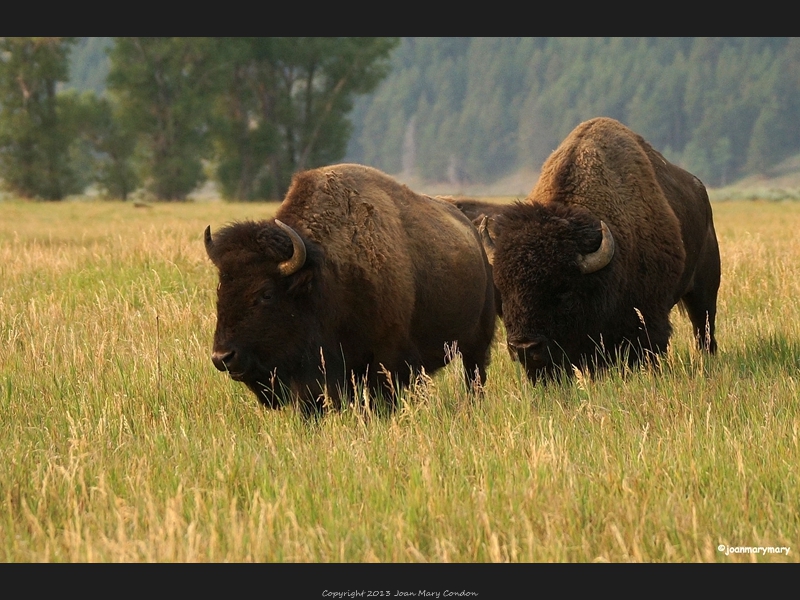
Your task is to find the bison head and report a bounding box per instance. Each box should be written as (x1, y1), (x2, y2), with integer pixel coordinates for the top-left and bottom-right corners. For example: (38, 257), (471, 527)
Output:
(204, 219), (320, 407)
(479, 201), (616, 383)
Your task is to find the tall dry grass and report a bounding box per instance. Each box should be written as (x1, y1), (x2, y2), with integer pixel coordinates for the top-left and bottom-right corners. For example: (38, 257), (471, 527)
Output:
(1, 198), (798, 563)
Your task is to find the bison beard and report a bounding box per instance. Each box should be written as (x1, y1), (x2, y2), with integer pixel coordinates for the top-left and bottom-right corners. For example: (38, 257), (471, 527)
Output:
(480, 117), (720, 383)
(204, 164), (496, 415)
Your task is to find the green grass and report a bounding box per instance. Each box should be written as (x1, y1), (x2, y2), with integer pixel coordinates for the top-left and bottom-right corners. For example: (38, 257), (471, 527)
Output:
(1, 198), (798, 563)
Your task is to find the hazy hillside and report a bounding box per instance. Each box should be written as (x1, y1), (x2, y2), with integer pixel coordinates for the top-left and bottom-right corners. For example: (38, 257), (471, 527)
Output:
(346, 37), (800, 193)
(63, 37), (800, 197)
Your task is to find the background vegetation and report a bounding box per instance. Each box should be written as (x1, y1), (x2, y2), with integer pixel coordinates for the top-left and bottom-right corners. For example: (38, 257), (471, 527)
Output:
(0, 37), (398, 201)
(348, 38), (800, 189)
(1, 198), (798, 563)
(4, 37), (800, 202)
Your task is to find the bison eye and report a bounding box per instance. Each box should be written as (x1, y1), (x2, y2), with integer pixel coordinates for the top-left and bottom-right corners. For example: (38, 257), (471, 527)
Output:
(259, 288), (274, 304)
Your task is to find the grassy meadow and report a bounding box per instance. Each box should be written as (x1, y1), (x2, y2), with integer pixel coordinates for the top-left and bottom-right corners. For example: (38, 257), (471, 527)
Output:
(1, 197), (799, 564)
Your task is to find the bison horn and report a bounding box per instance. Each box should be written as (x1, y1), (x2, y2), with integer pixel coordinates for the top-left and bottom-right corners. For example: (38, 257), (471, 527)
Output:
(204, 225), (214, 256)
(274, 219), (307, 276)
(577, 221), (615, 274)
(478, 216), (496, 265)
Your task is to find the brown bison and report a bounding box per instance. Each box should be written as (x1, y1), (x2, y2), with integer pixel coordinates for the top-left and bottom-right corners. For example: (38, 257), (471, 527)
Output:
(479, 117), (720, 382)
(204, 164), (496, 413)
(438, 195), (513, 319)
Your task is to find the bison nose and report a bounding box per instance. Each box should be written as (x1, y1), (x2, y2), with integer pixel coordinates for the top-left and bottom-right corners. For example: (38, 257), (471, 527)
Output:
(211, 350), (236, 372)
(507, 335), (548, 356)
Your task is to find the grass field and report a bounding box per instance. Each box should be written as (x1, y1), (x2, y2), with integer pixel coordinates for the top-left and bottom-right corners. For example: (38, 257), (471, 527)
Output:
(1, 197), (799, 565)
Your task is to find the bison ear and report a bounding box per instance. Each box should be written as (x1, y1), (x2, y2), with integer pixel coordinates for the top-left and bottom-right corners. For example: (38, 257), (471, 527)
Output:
(204, 226), (216, 260)
(478, 216), (496, 265)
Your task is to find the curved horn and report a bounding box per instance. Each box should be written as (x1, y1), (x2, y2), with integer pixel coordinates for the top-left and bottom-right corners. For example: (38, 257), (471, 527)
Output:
(274, 219), (307, 276)
(577, 221), (615, 274)
(204, 225), (214, 257)
(478, 216), (496, 265)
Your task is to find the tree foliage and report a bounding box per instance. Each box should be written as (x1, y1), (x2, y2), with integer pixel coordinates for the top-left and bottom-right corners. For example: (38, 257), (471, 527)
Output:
(107, 37), (216, 201)
(7, 37), (799, 200)
(72, 92), (139, 200)
(0, 37), (83, 200)
(99, 37), (398, 201)
(349, 37), (800, 188)
(208, 37), (398, 200)
(3, 37), (399, 202)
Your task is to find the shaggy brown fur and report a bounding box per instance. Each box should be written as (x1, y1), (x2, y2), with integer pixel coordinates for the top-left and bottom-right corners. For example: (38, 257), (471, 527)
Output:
(483, 117), (720, 382)
(437, 196), (514, 226)
(438, 195), (514, 318)
(205, 164), (496, 414)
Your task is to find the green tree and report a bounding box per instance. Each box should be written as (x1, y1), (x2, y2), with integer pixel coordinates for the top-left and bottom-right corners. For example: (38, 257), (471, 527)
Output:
(107, 37), (216, 201)
(458, 38), (520, 181)
(680, 138), (713, 184)
(0, 37), (83, 200)
(209, 37), (399, 201)
(746, 103), (784, 174)
(628, 55), (688, 154)
(745, 39), (800, 174)
(69, 91), (139, 199)
(206, 38), (277, 201)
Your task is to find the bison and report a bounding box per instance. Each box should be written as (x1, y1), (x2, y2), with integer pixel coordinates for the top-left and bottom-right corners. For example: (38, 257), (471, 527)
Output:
(438, 195), (513, 319)
(437, 196), (513, 226)
(204, 164), (496, 414)
(479, 117), (720, 382)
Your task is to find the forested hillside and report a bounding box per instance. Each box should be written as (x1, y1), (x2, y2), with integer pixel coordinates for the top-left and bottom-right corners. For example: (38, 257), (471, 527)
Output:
(346, 37), (800, 189)
(56, 37), (800, 195)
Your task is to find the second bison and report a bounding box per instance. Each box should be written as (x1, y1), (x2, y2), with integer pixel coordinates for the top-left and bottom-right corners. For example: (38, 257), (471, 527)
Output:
(479, 117), (720, 382)
(205, 164), (496, 413)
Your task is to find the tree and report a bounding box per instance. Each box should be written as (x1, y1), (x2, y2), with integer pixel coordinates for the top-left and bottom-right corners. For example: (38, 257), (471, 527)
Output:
(746, 103), (784, 174)
(206, 38), (278, 201)
(107, 38), (216, 201)
(745, 39), (800, 174)
(209, 37), (399, 200)
(70, 91), (139, 199)
(0, 37), (83, 200)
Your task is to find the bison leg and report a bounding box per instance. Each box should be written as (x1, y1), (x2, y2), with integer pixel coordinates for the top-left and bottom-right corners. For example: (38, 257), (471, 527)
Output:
(367, 344), (423, 412)
(459, 332), (494, 394)
(460, 304), (495, 394)
(681, 233), (720, 354)
(458, 348), (487, 393)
